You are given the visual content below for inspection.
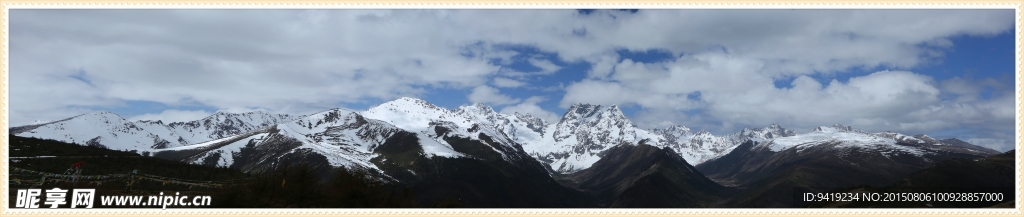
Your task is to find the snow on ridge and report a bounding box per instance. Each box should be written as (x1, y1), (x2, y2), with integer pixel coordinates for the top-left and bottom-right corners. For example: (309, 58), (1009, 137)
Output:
(643, 123), (800, 166)
(179, 132), (270, 167)
(24, 97), (979, 175)
(810, 124), (865, 134)
(763, 130), (926, 157)
(364, 98), (532, 160)
(534, 103), (657, 173)
(19, 109), (344, 168)
(873, 132), (927, 144)
(415, 132), (464, 158)
(362, 97), (468, 132)
(273, 120), (383, 170)
(117, 110), (297, 149)
(157, 134), (242, 151)
(654, 125), (692, 136)
(14, 111), (159, 152)
(269, 102), (504, 169)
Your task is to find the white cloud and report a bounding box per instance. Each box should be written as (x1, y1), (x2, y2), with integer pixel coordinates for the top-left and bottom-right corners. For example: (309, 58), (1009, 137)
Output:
(965, 138), (1014, 153)
(585, 53), (620, 79)
(497, 58), (564, 78)
(527, 58), (563, 74)
(10, 7), (1015, 148)
(499, 96), (561, 123)
(492, 77), (526, 88)
(632, 109), (695, 130)
(12, 10), (511, 125)
(562, 53), (765, 110)
(467, 86), (521, 106)
(938, 76), (1011, 103)
(560, 80), (641, 107)
(940, 77), (982, 96)
(563, 51), (1014, 143)
(128, 110), (213, 123)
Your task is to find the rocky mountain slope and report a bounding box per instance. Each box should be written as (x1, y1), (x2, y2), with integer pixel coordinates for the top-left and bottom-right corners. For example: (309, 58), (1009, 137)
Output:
(696, 124), (1000, 207)
(11, 111), (293, 152)
(560, 140), (733, 207)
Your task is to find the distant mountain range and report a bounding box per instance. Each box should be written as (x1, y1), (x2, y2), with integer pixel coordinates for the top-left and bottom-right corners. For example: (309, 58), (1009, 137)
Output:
(11, 110), (293, 151)
(9, 97), (1010, 207)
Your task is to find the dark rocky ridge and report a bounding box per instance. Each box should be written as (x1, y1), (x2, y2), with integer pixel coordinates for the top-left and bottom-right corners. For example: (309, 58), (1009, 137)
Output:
(696, 140), (998, 207)
(562, 141), (733, 207)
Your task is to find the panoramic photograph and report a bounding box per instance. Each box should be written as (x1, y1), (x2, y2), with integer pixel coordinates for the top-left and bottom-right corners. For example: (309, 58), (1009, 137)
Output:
(5, 9), (1018, 209)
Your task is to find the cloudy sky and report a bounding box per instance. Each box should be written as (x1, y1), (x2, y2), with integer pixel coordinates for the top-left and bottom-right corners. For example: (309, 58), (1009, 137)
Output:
(10, 9), (1017, 151)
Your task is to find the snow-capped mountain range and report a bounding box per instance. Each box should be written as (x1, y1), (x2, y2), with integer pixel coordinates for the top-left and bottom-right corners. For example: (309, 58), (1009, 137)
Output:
(10, 97), (999, 175)
(751, 124), (1001, 156)
(11, 111), (293, 152)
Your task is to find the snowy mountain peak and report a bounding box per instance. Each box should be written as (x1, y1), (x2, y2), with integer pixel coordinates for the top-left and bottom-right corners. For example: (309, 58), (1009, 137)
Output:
(206, 110), (237, 120)
(197, 110), (288, 122)
(363, 99), (458, 132)
(767, 123), (784, 130)
(389, 96), (430, 106)
(457, 103), (499, 119)
(172, 110), (291, 126)
(812, 124), (863, 133)
(606, 105), (628, 121)
(690, 130), (724, 142)
(561, 103), (630, 124)
(82, 111), (125, 121)
(464, 103), (496, 113)
(756, 125), (989, 158)
(371, 97), (447, 115)
(734, 123), (797, 141)
(871, 132), (926, 144)
(667, 125), (692, 133)
(914, 134), (938, 142)
(566, 103), (602, 117)
(397, 96), (426, 102)
(512, 112), (547, 128)
(295, 108), (361, 126)
(513, 112), (539, 122)
(13, 110), (158, 152)
(500, 112), (548, 138)
(84, 111), (125, 120)
(555, 103), (636, 139)
(534, 103), (647, 173)
(652, 125), (693, 137)
(156, 111), (294, 147)
(364, 98), (527, 165)
(138, 120), (164, 125)
(454, 103), (509, 130)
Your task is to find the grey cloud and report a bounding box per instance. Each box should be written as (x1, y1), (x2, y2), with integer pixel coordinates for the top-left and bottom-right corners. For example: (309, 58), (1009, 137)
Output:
(10, 8), (1016, 148)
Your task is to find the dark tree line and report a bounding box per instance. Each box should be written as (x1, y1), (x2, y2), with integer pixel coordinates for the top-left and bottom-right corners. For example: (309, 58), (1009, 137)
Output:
(210, 163), (457, 208)
(9, 135), (459, 208)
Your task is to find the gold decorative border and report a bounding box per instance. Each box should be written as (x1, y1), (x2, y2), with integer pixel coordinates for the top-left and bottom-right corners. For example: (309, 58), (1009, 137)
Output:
(0, 1), (1020, 216)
